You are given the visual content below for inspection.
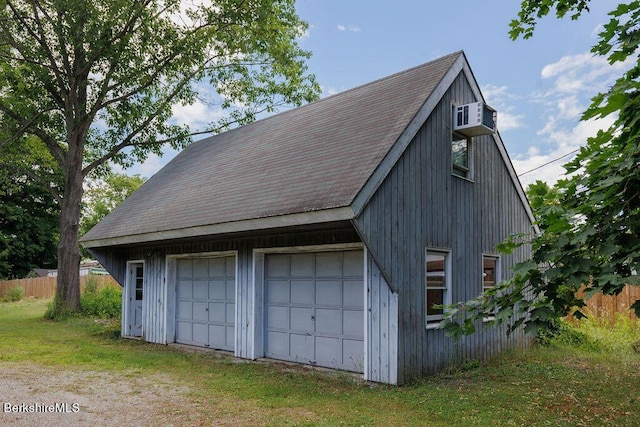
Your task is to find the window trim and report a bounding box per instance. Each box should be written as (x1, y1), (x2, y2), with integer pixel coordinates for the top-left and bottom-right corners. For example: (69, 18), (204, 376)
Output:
(481, 254), (501, 322)
(452, 131), (473, 180)
(425, 248), (452, 329)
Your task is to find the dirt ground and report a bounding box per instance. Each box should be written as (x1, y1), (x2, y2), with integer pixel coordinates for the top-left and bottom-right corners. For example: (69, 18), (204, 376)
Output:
(0, 363), (210, 426)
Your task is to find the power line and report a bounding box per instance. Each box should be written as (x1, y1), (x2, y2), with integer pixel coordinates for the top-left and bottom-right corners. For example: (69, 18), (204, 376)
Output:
(517, 148), (580, 177)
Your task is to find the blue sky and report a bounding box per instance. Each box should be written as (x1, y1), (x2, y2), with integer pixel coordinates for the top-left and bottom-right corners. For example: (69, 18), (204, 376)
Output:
(127, 0), (628, 187)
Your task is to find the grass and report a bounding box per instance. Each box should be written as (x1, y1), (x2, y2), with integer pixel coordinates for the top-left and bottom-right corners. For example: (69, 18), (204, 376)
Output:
(1, 298), (640, 426)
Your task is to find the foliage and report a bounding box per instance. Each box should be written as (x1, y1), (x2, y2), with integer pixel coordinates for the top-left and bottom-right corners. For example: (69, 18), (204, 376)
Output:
(81, 173), (146, 238)
(0, 136), (61, 279)
(80, 276), (121, 318)
(0, 0), (320, 314)
(4, 286), (25, 302)
(441, 0), (640, 338)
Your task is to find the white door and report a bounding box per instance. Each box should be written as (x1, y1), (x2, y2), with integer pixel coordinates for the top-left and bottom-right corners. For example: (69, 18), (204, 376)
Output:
(265, 250), (364, 372)
(176, 256), (235, 350)
(127, 262), (144, 337)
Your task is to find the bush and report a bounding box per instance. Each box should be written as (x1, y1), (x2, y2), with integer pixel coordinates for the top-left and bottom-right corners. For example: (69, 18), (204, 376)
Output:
(7, 286), (24, 302)
(80, 276), (122, 318)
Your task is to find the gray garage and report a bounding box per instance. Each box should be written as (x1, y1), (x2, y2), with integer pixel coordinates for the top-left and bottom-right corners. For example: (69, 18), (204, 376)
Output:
(264, 249), (365, 372)
(176, 256), (236, 350)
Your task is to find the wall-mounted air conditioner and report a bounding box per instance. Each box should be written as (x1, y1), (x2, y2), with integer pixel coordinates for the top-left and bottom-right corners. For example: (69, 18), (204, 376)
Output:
(453, 102), (497, 137)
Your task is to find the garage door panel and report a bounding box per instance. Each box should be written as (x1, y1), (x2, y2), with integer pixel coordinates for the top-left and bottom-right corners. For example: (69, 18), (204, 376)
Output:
(267, 280), (289, 303)
(315, 280), (342, 306)
(315, 252), (343, 277)
(290, 334), (314, 362)
(291, 280), (314, 304)
(176, 255), (235, 351)
(343, 280), (364, 306)
(208, 302), (226, 322)
(290, 253), (314, 277)
(266, 254), (290, 277)
(267, 305), (289, 330)
(193, 281), (208, 299)
(177, 280), (192, 298)
(178, 260), (192, 277)
(315, 308), (342, 335)
(177, 301), (191, 319)
(193, 259), (208, 277)
(192, 302), (208, 321)
(290, 307), (314, 331)
(177, 322), (191, 341)
(208, 257), (227, 276)
(225, 279), (234, 299)
(343, 251), (364, 276)
(209, 324), (225, 346)
(343, 339), (364, 371)
(316, 336), (340, 366)
(208, 280), (226, 299)
(193, 322), (208, 343)
(226, 303), (235, 323)
(266, 331), (288, 357)
(343, 310), (363, 337)
(265, 250), (364, 373)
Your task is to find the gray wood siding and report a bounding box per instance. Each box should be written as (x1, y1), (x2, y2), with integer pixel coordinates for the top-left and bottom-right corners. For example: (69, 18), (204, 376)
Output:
(365, 250), (398, 384)
(354, 72), (533, 384)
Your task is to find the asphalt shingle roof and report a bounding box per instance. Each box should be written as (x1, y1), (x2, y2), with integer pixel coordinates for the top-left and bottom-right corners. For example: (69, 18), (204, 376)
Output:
(81, 51), (462, 244)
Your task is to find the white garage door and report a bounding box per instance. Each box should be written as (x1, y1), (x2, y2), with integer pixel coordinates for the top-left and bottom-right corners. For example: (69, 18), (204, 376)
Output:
(265, 249), (364, 372)
(176, 256), (235, 350)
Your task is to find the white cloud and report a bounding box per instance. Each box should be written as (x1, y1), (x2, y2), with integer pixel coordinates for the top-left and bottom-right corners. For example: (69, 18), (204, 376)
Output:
(337, 24), (361, 32)
(481, 84), (524, 132)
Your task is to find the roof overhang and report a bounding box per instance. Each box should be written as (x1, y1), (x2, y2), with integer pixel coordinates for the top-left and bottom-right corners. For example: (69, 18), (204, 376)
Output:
(80, 206), (356, 249)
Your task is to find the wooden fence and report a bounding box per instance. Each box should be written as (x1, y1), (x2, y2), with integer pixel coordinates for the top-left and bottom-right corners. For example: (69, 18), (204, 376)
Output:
(576, 285), (639, 323)
(0, 275), (119, 299)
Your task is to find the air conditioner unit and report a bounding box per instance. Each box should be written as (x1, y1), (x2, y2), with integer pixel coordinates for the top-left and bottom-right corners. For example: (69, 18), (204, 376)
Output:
(453, 102), (497, 137)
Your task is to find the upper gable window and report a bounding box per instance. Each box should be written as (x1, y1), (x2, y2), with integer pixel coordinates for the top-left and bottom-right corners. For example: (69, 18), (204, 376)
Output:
(452, 132), (472, 179)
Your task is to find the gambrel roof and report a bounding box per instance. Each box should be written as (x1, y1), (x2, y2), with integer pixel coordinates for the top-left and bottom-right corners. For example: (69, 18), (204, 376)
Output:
(81, 51), (532, 248)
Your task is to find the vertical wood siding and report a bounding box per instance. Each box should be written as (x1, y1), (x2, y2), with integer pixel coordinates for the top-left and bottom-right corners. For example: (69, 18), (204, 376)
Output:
(365, 251), (398, 384)
(355, 72), (533, 384)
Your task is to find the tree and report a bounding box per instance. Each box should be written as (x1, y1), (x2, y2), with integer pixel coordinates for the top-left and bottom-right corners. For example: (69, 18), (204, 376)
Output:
(0, 137), (61, 279)
(0, 0), (319, 315)
(441, 1), (640, 337)
(80, 172), (146, 256)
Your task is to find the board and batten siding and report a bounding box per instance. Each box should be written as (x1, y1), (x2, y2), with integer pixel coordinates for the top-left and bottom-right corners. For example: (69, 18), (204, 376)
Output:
(354, 71), (533, 384)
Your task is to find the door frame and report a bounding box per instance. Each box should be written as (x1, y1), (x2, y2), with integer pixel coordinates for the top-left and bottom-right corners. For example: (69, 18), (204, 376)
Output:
(124, 260), (145, 338)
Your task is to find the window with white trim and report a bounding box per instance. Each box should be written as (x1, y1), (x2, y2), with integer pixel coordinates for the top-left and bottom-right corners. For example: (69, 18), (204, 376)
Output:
(482, 255), (500, 320)
(425, 250), (451, 327)
(452, 132), (472, 179)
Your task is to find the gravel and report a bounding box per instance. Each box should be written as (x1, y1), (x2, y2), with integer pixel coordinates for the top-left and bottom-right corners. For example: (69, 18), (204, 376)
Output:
(0, 363), (204, 426)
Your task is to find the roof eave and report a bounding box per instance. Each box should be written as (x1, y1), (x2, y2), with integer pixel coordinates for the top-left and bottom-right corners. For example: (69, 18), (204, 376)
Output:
(80, 206), (356, 249)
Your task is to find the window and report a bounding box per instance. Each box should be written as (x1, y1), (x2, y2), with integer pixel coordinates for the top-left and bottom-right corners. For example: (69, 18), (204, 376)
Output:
(425, 250), (450, 327)
(135, 264), (144, 301)
(452, 132), (472, 179)
(482, 255), (500, 320)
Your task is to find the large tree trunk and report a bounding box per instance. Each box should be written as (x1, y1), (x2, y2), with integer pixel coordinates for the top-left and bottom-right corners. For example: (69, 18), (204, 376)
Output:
(54, 138), (85, 314)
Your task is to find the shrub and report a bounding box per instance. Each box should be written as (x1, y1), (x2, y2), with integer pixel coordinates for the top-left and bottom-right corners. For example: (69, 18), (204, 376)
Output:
(80, 276), (122, 318)
(7, 286), (24, 302)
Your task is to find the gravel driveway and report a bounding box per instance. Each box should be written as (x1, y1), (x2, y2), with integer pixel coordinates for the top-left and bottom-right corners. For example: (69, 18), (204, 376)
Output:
(0, 363), (209, 426)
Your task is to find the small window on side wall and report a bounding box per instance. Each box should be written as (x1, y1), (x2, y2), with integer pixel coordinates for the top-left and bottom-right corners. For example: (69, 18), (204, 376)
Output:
(426, 250), (451, 328)
(482, 255), (500, 320)
(452, 132), (472, 179)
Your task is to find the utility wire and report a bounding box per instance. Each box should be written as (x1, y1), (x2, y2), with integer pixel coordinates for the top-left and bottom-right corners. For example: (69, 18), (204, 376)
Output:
(517, 148), (580, 177)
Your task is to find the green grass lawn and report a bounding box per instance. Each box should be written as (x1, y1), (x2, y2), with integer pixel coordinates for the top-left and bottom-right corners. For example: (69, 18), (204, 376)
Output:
(1, 298), (639, 426)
